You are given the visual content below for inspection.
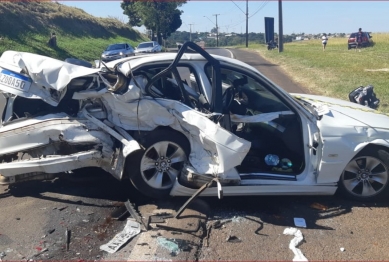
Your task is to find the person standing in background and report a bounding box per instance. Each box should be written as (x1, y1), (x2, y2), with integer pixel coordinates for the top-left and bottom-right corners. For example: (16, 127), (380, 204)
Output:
(356, 28), (363, 52)
(321, 33), (328, 51)
(48, 32), (57, 47)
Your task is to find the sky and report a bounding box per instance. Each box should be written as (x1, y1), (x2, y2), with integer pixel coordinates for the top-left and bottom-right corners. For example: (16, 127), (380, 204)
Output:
(61, 1), (389, 35)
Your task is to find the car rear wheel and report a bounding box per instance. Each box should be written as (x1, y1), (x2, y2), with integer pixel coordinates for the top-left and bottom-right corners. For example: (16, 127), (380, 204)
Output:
(348, 44), (351, 50)
(128, 130), (190, 198)
(339, 149), (389, 201)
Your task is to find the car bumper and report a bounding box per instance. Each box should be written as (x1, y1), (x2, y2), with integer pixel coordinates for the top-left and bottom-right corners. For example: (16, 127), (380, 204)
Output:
(348, 42), (369, 48)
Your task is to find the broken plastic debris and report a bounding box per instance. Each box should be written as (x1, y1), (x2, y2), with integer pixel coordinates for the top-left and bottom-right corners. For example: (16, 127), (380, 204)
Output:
(157, 237), (180, 256)
(283, 227), (308, 262)
(340, 247), (345, 252)
(100, 219), (141, 254)
(294, 217), (306, 228)
(310, 202), (328, 211)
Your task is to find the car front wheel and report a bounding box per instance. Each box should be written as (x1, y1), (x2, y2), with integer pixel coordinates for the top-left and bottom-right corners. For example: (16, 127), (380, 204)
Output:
(339, 149), (389, 201)
(128, 130), (190, 198)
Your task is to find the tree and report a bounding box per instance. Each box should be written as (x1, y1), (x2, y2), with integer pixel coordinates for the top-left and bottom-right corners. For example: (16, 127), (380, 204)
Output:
(120, 0), (141, 27)
(121, 0), (186, 44)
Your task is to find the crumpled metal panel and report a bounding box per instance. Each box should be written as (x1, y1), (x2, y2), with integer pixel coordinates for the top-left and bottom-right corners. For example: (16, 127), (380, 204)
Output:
(0, 113), (112, 156)
(0, 51), (100, 106)
(0, 150), (103, 176)
(96, 78), (251, 175)
(0, 52), (251, 179)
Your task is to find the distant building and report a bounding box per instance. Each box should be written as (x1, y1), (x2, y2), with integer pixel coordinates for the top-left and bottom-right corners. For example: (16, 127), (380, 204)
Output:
(196, 41), (205, 49)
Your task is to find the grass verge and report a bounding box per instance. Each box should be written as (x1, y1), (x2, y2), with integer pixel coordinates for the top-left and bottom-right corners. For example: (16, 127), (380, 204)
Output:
(0, 1), (146, 62)
(245, 34), (389, 113)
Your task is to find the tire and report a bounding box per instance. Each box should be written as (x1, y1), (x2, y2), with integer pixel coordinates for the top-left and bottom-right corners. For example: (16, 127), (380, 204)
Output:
(348, 44), (351, 50)
(339, 148), (389, 201)
(129, 130), (190, 198)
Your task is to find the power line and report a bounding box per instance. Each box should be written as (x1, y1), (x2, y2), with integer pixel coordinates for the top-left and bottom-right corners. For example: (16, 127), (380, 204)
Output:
(249, 1), (270, 18)
(230, 0), (246, 15)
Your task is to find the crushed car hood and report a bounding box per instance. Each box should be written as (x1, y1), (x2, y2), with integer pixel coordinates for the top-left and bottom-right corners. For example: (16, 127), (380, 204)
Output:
(0, 51), (100, 106)
(293, 93), (389, 130)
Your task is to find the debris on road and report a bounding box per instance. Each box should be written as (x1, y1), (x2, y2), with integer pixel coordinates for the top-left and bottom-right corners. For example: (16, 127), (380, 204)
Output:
(57, 206), (68, 211)
(226, 235), (242, 243)
(100, 219), (141, 254)
(283, 227), (308, 262)
(32, 247), (48, 258)
(340, 247), (345, 252)
(156, 219), (201, 233)
(47, 229), (55, 234)
(310, 202), (328, 211)
(175, 179), (217, 219)
(293, 217), (307, 228)
(110, 205), (128, 220)
(65, 228), (70, 251)
(124, 200), (148, 231)
(157, 237), (180, 256)
(149, 215), (166, 223)
(204, 219), (232, 247)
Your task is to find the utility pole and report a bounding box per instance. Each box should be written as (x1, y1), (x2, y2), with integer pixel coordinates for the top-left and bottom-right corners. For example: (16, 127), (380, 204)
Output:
(245, 0), (248, 48)
(188, 23), (194, 41)
(278, 0), (284, 52)
(230, 1), (248, 47)
(213, 14), (220, 47)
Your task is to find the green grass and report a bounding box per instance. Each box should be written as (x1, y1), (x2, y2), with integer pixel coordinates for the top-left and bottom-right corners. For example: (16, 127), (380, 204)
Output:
(0, 34), (142, 62)
(242, 34), (389, 113)
(0, 1), (147, 62)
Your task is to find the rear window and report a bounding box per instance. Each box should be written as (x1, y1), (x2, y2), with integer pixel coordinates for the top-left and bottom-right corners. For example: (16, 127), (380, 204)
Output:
(350, 33), (357, 38)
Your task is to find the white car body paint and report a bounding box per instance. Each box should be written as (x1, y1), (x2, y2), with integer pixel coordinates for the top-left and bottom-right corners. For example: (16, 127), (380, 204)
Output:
(0, 51), (251, 184)
(293, 93), (389, 184)
(1, 47), (389, 199)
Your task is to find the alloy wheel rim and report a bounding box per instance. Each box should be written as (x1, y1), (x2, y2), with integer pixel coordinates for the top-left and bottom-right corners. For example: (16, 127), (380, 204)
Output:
(342, 156), (388, 197)
(140, 141), (187, 190)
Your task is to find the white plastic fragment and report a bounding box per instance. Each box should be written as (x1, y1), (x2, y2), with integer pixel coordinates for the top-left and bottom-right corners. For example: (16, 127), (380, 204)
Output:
(340, 247), (345, 252)
(283, 227), (308, 262)
(100, 219), (141, 254)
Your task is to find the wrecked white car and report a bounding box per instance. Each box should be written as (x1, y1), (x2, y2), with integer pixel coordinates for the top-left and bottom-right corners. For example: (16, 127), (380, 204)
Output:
(1, 42), (389, 201)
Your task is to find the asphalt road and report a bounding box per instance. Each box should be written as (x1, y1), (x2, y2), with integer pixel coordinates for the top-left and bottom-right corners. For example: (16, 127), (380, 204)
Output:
(1, 48), (389, 262)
